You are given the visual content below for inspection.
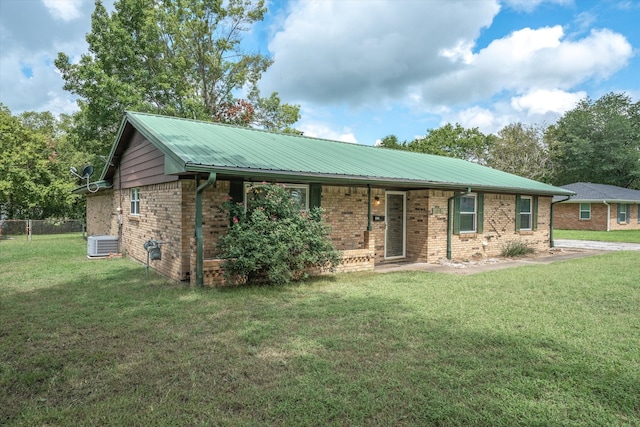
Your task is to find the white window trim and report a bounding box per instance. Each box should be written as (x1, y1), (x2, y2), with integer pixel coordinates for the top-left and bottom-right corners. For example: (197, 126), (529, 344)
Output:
(130, 188), (140, 215)
(459, 194), (477, 234)
(618, 204), (628, 223)
(243, 182), (309, 211)
(579, 203), (591, 220)
(520, 196), (533, 231)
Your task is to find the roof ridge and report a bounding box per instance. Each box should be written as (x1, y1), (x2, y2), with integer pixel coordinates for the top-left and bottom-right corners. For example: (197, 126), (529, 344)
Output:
(124, 110), (443, 155)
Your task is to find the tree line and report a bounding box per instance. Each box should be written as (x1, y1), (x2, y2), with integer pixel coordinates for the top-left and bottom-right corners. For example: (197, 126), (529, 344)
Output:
(1, 0), (638, 220)
(379, 92), (640, 190)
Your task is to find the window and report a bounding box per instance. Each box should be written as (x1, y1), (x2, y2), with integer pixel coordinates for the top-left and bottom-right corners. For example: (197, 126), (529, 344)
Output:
(638, 204), (640, 223)
(617, 203), (629, 224)
(453, 193), (483, 234)
(515, 195), (538, 232)
(519, 196), (533, 230)
(459, 195), (477, 233)
(244, 183), (309, 211)
(579, 203), (591, 220)
(130, 188), (140, 215)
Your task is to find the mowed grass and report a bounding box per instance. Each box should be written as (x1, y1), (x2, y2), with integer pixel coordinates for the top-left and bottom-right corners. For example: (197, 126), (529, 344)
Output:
(554, 228), (640, 243)
(1, 235), (639, 426)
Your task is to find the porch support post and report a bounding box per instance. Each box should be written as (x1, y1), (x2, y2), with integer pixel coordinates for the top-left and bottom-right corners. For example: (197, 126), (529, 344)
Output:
(367, 185), (372, 232)
(195, 172), (217, 287)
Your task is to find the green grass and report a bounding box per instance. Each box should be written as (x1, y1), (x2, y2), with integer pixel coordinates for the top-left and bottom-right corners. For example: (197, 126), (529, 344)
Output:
(2, 235), (639, 426)
(554, 229), (640, 243)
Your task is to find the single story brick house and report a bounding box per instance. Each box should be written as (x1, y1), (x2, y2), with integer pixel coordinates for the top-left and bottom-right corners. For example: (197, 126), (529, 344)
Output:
(76, 112), (574, 286)
(553, 182), (640, 231)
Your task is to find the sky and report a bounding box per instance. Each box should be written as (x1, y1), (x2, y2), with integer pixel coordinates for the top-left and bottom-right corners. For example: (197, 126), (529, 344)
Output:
(0, 0), (638, 146)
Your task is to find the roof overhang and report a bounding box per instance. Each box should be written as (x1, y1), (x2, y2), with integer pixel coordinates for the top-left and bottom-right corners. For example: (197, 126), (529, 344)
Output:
(71, 180), (113, 195)
(184, 164), (575, 197)
(559, 198), (640, 204)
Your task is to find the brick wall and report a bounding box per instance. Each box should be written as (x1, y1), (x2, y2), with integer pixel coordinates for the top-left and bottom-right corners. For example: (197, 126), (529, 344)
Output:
(609, 203), (640, 231)
(86, 190), (118, 236)
(554, 202), (608, 231)
(118, 181), (187, 280)
(554, 202), (640, 231)
(422, 191), (552, 262)
(87, 179), (556, 284)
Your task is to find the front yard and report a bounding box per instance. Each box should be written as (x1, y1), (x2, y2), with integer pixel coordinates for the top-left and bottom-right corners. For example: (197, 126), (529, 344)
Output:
(554, 228), (640, 243)
(1, 235), (639, 426)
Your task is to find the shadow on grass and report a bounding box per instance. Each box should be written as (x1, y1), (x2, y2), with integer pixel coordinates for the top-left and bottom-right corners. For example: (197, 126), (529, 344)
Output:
(1, 265), (637, 426)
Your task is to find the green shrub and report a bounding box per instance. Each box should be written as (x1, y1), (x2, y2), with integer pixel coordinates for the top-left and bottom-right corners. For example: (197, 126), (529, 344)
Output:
(501, 240), (535, 257)
(218, 183), (342, 285)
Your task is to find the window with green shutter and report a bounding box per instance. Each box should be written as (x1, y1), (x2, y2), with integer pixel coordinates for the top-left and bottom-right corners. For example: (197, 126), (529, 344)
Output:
(453, 193), (483, 234)
(516, 195), (538, 231)
(617, 204), (629, 223)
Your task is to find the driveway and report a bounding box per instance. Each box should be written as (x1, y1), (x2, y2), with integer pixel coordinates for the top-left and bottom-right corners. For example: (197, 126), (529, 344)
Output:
(553, 239), (640, 251)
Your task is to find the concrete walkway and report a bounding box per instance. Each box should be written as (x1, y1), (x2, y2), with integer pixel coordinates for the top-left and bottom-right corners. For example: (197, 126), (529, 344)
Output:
(375, 240), (639, 275)
(553, 239), (640, 251)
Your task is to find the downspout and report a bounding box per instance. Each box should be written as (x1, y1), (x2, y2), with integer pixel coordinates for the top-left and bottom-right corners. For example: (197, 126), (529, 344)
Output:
(603, 201), (610, 231)
(195, 172), (217, 287)
(550, 196), (571, 248)
(447, 188), (471, 260)
(367, 185), (372, 232)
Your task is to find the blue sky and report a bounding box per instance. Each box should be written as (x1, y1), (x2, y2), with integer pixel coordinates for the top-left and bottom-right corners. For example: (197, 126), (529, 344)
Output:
(1, 0), (638, 146)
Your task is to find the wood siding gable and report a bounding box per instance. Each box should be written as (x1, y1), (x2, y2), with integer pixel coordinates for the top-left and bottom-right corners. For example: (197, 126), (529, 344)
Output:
(118, 130), (178, 189)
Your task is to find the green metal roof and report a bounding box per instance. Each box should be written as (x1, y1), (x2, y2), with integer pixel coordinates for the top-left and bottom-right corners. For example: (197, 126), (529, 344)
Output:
(105, 111), (573, 196)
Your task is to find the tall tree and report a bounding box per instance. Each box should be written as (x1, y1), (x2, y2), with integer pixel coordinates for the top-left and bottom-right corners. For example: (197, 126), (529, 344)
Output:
(548, 92), (640, 188)
(0, 106), (84, 219)
(486, 123), (551, 182)
(55, 0), (300, 157)
(378, 123), (494, 164)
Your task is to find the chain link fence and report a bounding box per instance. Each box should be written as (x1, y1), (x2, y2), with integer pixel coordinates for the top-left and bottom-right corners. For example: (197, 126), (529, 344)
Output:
(0, 219), (85, 239)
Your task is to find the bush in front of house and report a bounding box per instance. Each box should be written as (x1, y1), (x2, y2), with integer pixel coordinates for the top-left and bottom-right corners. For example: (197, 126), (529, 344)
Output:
(218, 183), (342, 285)
(501, 240), (535, 257)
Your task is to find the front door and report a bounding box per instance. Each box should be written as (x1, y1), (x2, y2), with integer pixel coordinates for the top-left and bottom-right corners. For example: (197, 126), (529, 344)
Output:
(385, 191), (406, 259)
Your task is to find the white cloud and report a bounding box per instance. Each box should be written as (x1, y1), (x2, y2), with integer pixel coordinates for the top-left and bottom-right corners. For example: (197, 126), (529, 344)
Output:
(511, 89), (585, 116)
(502, 0), (573, 13)
(299, 122), (358, 144)
(262, 0), (500, 106)
(42, 0), (83, 22)
(420, 26), (633, 107)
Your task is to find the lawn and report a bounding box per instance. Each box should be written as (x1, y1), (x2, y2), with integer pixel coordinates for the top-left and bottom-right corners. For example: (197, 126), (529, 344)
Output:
(554, 229), (640, 243)
(1, 235), (639, 426)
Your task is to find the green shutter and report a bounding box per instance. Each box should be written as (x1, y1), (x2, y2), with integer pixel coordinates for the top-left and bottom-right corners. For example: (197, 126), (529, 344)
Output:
(477, 193), (484, 234)
(532, 196), (538, 230)
(310, 184), (322, 208)
(515, 195), (521, 231)
(628, 204), (632, 223)
(453, 195), (461, 235)
(229, 180), (244, 203)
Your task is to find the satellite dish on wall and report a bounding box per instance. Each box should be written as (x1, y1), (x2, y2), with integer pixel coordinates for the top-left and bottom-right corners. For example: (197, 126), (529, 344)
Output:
(82, 165), (94, 179)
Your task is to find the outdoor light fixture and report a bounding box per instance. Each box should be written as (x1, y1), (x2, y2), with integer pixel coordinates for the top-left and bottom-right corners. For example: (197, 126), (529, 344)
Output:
(374, 196), (381, 206)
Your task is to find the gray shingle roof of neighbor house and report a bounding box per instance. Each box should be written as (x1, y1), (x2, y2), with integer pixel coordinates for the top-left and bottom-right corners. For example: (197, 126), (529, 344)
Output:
(97, 111), (574, 196)
(553, 182), (640, 203)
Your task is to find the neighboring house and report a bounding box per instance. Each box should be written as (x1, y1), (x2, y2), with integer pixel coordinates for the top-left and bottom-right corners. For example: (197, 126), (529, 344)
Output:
(553, 182), (640, 231)
(75, 112), (573, 286)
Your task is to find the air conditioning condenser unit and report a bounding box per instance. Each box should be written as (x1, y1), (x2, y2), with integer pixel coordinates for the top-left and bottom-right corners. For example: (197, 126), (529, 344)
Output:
(87, 235), (119, 257)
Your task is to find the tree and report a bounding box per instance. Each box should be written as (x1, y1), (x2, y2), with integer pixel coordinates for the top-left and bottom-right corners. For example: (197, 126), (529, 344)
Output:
(486, 123), (552, 182)
(0, 105), (84, 219)
(218, 184), (342, 285)
(377, 135), (407, 150)
(548, 92), (640, 188)
(378, 123), (494, 164)
(55, 0), (300, 157)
